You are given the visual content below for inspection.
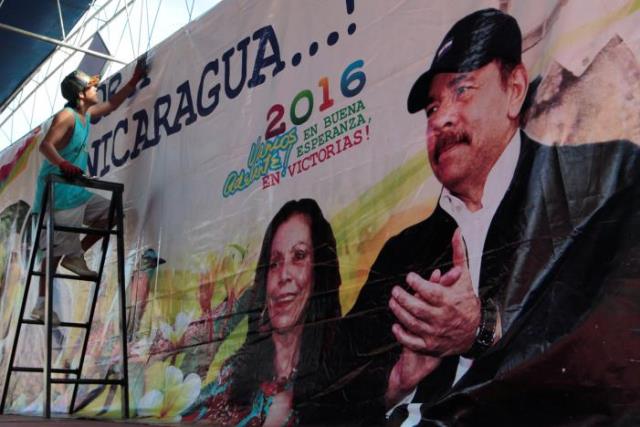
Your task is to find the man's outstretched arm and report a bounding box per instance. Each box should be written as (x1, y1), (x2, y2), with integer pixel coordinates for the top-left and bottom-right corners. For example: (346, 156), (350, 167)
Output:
(88, 58), (148, 119)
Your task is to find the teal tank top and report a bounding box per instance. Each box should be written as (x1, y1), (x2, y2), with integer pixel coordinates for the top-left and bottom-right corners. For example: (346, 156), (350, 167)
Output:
(32, 108), (93, 213)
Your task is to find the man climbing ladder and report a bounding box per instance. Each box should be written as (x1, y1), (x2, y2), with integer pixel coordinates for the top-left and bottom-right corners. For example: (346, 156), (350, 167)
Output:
(30, 58), (148, 322)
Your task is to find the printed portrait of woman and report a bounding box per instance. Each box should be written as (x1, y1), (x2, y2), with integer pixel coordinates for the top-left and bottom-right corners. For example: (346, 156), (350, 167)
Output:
(182, 199), (342, 426)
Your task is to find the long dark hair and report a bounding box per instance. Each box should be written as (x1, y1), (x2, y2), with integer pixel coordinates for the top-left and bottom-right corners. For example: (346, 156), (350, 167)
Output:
(227, 199), (342, 406)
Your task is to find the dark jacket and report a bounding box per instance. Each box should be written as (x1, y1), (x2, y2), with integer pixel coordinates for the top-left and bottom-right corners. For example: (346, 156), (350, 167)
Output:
(300, 132), (640, 426)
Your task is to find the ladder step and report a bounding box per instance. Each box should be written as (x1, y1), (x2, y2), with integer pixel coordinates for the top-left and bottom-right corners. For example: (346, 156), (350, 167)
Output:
(59, 321), (90, 329)
(47, 175), (124, 193)
(11, 367), (80, 375)
(53, 368), (80, 374)
(52, 225), (116, 236)
(51, 378), (125, 385)
(20, 319), (89, 329)
(12, 366), (42, 373)
(32, 271), (100, 282)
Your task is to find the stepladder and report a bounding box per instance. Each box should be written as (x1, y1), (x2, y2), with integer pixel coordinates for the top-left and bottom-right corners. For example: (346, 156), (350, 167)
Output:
(0, 174), (129, 418)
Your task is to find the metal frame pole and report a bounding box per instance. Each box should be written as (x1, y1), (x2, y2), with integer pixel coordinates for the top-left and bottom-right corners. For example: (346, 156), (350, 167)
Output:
(0, 23), (125, 64)
(0, 0), (126, 117)
(55, 0), (66, 39)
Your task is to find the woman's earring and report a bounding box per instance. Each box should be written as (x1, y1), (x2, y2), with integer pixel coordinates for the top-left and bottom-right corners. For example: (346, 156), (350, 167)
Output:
(259, 305), (269, 333)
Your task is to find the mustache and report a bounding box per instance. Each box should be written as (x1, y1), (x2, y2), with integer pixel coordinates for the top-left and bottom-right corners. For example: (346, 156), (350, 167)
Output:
(434, 130), (471, 161)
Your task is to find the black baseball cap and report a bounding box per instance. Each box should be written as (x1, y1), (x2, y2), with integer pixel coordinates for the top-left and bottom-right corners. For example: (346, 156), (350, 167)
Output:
(61, 70), (100, 102)
(407, 8), (522, 113)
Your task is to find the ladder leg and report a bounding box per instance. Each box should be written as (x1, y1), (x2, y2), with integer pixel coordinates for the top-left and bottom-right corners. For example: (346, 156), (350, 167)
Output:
(68, 195), (117, 414)
(44, 180), (55, 418)
(0, 205), (48, 413)
(115, 192), (129, 418)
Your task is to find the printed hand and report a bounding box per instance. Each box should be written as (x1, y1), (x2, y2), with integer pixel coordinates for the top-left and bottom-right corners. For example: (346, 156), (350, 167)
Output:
(389, 228), (480, 356)
(385, 269), (443, 409)
(385, 347), (440, 409)
(58, 160), (83, 177)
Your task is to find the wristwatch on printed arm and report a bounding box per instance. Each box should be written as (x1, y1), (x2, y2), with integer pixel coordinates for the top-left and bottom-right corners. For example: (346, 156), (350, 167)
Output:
(463, 297), (499, 359)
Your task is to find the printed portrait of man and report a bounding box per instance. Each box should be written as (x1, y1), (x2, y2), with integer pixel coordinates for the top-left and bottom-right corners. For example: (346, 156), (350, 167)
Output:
(301, 8), (640, 426)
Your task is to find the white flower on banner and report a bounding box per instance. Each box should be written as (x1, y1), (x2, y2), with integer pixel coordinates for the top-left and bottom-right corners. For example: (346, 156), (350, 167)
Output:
(159, 311), (194, 347)
(138, 363), (201, 421)
(18, 391), (67, 415)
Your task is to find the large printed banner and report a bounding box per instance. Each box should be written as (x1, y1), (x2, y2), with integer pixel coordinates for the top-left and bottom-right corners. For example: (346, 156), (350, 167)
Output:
(1, 0), (639, 425)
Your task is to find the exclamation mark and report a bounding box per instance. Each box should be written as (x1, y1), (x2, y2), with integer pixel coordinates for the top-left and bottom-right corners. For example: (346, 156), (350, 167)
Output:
(346, 0), (356, 35)
(346, 0), (354, 14)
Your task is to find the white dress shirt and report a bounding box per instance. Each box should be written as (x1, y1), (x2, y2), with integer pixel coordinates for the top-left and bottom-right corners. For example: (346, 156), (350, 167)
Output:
(439, 130), (521, 384)
(387, 130), (521, 427)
